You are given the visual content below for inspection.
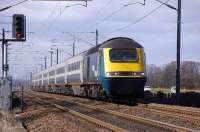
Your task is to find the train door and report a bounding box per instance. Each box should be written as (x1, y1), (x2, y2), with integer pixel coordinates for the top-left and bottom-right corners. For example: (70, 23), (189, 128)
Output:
(98, 48), (104, 82)
(87, 57), (90, 82)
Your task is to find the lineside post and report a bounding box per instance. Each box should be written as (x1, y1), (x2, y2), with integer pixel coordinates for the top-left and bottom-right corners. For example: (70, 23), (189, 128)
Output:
(176, 0), (181, 105)
(2, 29), (5, 77)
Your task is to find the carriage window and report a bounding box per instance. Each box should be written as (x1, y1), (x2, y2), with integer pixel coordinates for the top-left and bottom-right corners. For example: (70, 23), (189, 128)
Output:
(49, 71), (55, 76)
(67, 61), (80, 72)
(109, 49), (138, 62)
(57, 67), (65, 74)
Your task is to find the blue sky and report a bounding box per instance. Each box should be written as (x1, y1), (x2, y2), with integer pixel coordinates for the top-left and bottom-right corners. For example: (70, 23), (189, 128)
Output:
(0, 0), (200, 79)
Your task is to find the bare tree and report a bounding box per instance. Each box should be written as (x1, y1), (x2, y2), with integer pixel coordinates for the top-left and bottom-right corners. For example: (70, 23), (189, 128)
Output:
(146, 61), (200, 89)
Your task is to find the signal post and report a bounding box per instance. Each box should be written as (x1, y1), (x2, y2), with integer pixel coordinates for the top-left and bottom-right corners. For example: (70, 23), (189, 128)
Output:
(0, 14), (26, 112)
(1, 14), (26, 78)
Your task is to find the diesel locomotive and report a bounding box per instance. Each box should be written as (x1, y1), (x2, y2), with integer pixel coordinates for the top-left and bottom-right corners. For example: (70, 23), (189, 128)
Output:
(32, 37), (147, 102)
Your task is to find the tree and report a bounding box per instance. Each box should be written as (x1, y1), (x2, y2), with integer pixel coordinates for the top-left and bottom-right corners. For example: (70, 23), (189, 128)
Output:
(146, 61), (200, 89)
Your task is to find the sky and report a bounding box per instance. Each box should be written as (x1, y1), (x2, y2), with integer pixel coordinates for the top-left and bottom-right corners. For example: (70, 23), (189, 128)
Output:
(0, 0), (200, 79)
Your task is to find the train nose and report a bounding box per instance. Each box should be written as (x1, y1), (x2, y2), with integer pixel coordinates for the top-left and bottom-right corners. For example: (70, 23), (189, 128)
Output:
(104, 77), (147, 98)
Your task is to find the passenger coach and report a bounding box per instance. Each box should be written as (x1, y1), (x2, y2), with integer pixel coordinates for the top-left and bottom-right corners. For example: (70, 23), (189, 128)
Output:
(32, 37), (147, 102)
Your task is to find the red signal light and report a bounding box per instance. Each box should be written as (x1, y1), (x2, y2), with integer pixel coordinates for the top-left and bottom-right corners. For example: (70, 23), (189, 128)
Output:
(16, 32), (22, 39)
(12, 14), (25, 39)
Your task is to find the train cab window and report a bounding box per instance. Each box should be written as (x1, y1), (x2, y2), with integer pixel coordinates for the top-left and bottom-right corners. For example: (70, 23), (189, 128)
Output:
(109, 49), (138, 62)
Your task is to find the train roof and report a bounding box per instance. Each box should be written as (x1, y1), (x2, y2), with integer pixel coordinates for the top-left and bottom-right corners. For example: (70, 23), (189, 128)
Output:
(86, 37), (143, 55)
(33, 37), (143, 76)
(102, 37), (143, 48)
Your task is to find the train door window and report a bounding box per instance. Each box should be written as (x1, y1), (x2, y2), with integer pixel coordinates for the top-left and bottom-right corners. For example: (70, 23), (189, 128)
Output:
(87, 57), (90, 79)
(72, 63), (74, 71)
(78, 61), (80, 69)
(75, 62), (77, 70)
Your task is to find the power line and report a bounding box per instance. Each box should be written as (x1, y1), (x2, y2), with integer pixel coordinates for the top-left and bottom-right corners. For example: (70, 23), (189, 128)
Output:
(94, 0), (114, 20)
(75, 0), (113, 30)
(102, 0), (171, 37)
(89, 6), (127, 30)
(36, 2), (61, 37)
(0, 0), (28, 12)
(63, 32), (95, 46)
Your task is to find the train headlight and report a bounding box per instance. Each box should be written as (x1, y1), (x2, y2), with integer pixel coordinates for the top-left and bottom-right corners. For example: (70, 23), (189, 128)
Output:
(106, 72), (145, 76)
(134, 72), (145, 76)
(106, 72), (110, 76)
(106, 72), (119, 76)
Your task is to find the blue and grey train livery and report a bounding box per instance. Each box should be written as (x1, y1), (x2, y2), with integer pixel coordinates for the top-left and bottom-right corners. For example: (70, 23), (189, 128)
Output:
(32, 37), (147, 101)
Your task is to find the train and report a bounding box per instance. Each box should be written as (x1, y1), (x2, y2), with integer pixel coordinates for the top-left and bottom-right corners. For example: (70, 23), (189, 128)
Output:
(32, 37), (147, 103)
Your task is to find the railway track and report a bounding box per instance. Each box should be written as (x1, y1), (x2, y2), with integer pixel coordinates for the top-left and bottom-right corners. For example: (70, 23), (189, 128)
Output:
(28, 92), (194, 132)
(138, 103), (200, 119)
(25, 93), (126, 132)
(135, 105), (200, 124)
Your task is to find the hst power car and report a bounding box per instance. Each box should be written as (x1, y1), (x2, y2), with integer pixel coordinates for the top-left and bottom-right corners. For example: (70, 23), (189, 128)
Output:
(32, 37), (147, 102)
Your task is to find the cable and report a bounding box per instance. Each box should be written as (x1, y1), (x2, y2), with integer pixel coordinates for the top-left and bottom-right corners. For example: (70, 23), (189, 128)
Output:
(77, 0), (113, 29)
(102, 0), (171, 37)
(94, 0), (114, 19)
(64, 32), (95, 46)
(36, 2), (61, 37)
(0, 0), (28, 12)
(89, 6), (127, 30)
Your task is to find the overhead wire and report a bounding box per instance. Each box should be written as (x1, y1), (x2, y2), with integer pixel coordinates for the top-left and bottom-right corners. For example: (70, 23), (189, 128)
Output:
(78, 0), (145, 43)
(35, 2), (94, 47)
(87, 5), (127, 31)
(69, 0), (114, 45)
(75, 0), (113, 30)
(35, 2), (61, 37)
(101, 0), (171, 37)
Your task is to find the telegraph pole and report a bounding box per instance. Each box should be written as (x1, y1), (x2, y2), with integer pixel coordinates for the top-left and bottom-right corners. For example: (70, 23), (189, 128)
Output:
(49, 51), (53, 67)
(176, 0), (181, 104)
(72, 42), (75, 56)
(5, 41), (8, 77)
(150, 0), (182, 104)
(44, 57), (47, 69)
(2, 29), (5, 77)
(96, 29), (98, 46)
(56, 49), (59, 64)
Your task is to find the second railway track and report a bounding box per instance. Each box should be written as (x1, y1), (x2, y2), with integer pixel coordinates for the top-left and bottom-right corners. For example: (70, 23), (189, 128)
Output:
(27, 91), (195, 132)
(138, 103), (200, 118)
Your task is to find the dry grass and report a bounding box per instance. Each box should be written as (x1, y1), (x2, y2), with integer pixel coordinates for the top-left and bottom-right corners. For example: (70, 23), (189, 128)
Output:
(0, 111), (26, 132)
(151, 88), (200, 94)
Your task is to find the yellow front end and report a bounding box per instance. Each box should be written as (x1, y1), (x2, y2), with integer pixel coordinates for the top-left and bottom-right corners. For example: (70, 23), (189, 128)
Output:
(101, 47), (146, 98)
(103, 48), (146, 77)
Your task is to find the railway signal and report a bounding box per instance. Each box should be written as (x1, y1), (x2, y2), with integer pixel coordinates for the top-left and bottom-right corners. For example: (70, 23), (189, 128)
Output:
(12, 14), (26, 39)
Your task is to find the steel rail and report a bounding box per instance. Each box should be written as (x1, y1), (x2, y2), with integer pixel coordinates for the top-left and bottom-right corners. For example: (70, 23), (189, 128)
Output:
(135, 107), (200, 124)
(139, 104), (200, 117)
(67, 101), (194, 132)
(30, 92), (194, 132)
(25, 93), (127, 132)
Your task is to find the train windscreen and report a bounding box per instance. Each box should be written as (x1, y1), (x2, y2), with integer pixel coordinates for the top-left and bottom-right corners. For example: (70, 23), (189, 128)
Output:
(109, 49), (138, 62)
